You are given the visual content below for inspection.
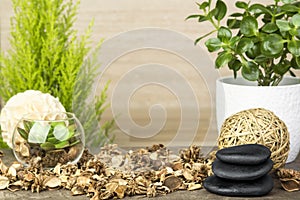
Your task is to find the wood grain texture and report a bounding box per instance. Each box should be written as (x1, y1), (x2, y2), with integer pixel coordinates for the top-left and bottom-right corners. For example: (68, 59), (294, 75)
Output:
(1, 0), (294, 147)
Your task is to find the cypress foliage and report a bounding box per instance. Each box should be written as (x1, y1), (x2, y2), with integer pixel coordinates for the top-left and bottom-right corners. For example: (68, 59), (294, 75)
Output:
(0, 0), (114, 148)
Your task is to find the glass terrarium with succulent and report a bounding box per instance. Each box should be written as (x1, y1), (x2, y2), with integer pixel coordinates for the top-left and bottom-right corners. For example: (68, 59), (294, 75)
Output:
(12, 112), (85, 168)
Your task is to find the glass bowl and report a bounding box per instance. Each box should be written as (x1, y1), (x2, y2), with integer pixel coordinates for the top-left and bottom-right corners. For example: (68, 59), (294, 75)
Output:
(12, 112), (85, 168)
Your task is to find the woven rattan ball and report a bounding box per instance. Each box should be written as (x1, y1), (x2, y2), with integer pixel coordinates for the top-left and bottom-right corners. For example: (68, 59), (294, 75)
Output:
(218, 108), (289, 169)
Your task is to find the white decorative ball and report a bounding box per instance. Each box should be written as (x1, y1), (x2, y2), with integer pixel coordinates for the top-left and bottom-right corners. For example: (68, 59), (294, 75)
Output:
(0, 90), (66, 148)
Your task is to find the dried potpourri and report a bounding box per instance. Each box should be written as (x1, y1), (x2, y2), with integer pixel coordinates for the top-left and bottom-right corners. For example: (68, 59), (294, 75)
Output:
(0, 144), (214, 199)
(277, 168), (300, 192)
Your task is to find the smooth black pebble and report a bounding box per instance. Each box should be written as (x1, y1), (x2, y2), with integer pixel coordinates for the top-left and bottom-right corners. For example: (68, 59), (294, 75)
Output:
(216, 144), (271, 165)
(203, 174), (274, 197)
(212, 158), (273, 180)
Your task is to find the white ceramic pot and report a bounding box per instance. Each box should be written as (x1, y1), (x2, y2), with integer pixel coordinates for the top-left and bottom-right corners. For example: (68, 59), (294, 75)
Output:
(216, 76), (300, 163)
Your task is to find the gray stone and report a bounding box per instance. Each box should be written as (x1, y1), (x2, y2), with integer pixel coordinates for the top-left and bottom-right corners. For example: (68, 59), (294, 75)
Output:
(203, 174), (274, 197)
(216, 144), (271, 165)
(212, 158), (273, 180)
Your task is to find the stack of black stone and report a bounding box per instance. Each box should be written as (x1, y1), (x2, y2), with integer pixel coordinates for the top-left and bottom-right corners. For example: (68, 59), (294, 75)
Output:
(204, 144), (274, 197)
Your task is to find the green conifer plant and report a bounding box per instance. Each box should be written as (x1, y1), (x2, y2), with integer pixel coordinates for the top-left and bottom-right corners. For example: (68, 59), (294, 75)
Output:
(0, 0), (114, 149)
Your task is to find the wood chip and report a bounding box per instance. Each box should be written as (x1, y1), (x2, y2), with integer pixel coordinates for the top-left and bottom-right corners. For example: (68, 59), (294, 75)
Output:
(44, 176), (61, 188)
(0, 176), (9, 190)
(0, 144), (211, 199)
(163, 175), (182, 191)
(280, 178), (300, 192)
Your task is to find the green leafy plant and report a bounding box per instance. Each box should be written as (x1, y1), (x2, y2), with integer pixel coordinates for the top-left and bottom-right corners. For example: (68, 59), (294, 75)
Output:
(187, 0), (300, 86)
(0, 0), (114, 148)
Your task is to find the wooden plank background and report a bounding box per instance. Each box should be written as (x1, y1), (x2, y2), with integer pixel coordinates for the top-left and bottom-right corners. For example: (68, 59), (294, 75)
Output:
(1, 0), (288, 148)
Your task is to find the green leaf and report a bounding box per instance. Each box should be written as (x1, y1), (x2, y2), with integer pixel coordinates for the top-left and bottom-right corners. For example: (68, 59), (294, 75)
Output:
(254, 55), (269, 64)
(69, 140), (80, 147)
(23, 120), (34, 132)
(53, 124), (70, 141)
(292, 14), (300, 27)
(261, 34), (284, 57)
(55, 140), (70, 149)
(198, 15), (208, 22)
(273, 60), (291, 75)
(240, 16), (258, 36)
(230, 13), (243, 17)
(227, 18), (241, 29)
(241, 62), (259, 81)
(51, 121), (66, 127)
(0, 135), (9, 149)
(199, 2), (209, 10)
(68, 124), (76, 132)
(276, 20), (291, 32)
(229, 36), (240, 47)
(207, 8), (218, 19)
(205, 38), (222, 52)
(289, 27), (300, 37)
(236, 1), (248, 9)
(40, 142), (55, 151)
(185, 14), (202, 20)
(291, 57), (300, 69)
(288, 40), (300, 56)
(217, 27), (232, 42)
(215, 0), (227, 21)
(249, 4), (272, 15)
(262, 23), (278, 33)
(281, 0), (298, 4)
(228, 59), (242, 78)
(215, 52), (233, 68)
(237, 38), (254, 54)
(281, 4), (300, 12)
(246, 43), (261, 59)
(17, 127), (28, 140)
(28, 122), (51, 144)
(47, 136), (59, 144)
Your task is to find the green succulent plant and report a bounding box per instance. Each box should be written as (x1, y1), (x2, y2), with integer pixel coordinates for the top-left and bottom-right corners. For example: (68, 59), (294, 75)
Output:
(17, 120), (81, 151)
(187, 0), (300, 86)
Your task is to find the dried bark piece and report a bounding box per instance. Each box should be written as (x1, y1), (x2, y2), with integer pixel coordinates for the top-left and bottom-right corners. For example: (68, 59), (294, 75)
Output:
(7, 166), (17, 177)
(115, 185), (127, 198)
(277, 168), (300, 180)
(19, 142), (30, 157)
(23, 172), (35, 182)
(71, 186), (85, 195)
(106, 182), (118, 193)
(44, 176), (61, 188)
(163, 175), (182, 191)
(183, 170), (194, 181)
(0, 160), (8, 174)
(180, 145), (203, 163)
(76, 176), (91, 187)
(7, 180), (23, 192)
(187, 182), (202, 191)
(172, 162), (183, 171)
(0, 145), (210, 199)
(0, 176), (9, 190)
(280, 178), (300, 192)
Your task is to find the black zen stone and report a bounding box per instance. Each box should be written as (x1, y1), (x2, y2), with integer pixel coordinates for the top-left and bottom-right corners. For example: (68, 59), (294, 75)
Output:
(212, 158), (273, 180)
(216, 144), (271, 165)
(203, 174), (274, 197)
